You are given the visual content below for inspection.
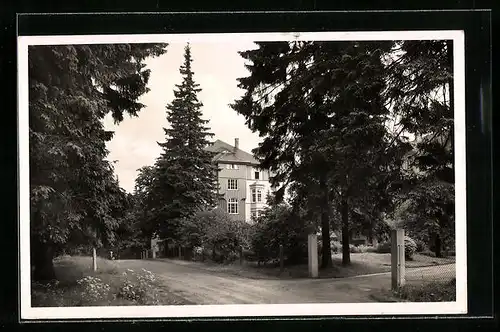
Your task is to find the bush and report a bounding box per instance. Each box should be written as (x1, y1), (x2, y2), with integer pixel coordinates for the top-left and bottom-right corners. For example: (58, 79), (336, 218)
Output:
(414, 239), (427, 252)
(375, 237), (417, 260)
(77, 276), (112, 304)
(250, 204), (311, 265)
(181, 209), (249, 263)
(355, 245), (374, 253)
(404, 236), (417, 260)
(330, 240), (342, 254)
(349, 244), (362, 253)
(118, 268), (160, 305)
(376, 241), (391, 253)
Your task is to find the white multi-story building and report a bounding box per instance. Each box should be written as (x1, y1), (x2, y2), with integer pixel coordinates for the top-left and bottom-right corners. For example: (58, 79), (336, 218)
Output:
(206, 138), (272, 223)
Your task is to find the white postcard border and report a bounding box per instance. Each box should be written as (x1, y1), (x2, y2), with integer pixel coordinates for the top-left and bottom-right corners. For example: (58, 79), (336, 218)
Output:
(18, 30), (467, 320)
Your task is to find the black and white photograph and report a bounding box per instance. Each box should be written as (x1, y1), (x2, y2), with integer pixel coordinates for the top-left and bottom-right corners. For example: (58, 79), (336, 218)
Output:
(18, 30), (467, 319)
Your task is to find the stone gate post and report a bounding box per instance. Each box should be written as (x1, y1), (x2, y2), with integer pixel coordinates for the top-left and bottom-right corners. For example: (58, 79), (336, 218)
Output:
(391, 228), (406, 290)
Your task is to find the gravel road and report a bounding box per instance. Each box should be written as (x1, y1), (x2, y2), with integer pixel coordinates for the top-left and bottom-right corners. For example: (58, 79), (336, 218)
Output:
(116, 259), (455, 304)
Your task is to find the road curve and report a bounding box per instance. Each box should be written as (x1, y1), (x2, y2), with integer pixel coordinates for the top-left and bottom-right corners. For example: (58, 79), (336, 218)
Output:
(116, 259), (455, 305)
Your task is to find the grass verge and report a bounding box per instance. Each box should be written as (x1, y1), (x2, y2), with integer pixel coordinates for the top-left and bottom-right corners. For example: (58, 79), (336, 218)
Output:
(370, 278), (456, 302)
(31, 255), (192, 307)
(393, 278), (456, 302)
(167, 252), (455, 280)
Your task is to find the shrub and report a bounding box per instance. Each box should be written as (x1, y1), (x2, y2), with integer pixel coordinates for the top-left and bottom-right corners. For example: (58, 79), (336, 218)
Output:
(414, 239), (427, 252)
(330, 240), (342, 254)
(118, 268), (160, 305)
(376, 241), (391, 253)
(76, 276), (111, 305)
(349, 244), (362, 253)
(355, 245), (374, 253)
(250, 204), (311, 265)
(366, 246), (378, 253)
(375, 237), (417, 259)
(181, 209), (249, 263)
(404, 236), (417, 260)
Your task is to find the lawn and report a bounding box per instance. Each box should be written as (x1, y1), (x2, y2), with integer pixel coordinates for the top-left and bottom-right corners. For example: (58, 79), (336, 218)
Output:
(31, 255), (192, 307)
(163, 252), (455, 280)
(370, 278), (456, 302)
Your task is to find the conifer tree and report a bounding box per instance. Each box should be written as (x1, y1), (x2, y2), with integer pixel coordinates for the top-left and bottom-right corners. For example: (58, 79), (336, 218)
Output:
(148, 44), (218, 242)
(29, 43), (167, 281)
(232, 41), (405, 267)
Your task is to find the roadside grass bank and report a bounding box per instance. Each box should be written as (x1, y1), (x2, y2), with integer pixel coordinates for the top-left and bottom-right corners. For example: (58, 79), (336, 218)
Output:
(31, 255), (192, 307)
(158, 252), (455, 280)
(370, 278), (456, 302)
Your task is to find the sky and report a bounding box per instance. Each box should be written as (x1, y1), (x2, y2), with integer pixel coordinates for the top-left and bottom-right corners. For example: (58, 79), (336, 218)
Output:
(103, 42), (261, 193)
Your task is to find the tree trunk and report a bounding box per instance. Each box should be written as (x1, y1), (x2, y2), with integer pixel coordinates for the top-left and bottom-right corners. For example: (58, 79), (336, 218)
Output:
(341, 198), (351, 266)
(319, 175), (332, 268)
(435, 234), (442, 258)
(32, 240), (56, 282)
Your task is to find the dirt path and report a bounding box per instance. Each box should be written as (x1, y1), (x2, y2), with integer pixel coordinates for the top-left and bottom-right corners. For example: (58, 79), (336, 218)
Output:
(116, 259), (455, 305)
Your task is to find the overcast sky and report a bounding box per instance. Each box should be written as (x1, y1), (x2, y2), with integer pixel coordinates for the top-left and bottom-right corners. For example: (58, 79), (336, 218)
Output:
(103, 42), (261, 193)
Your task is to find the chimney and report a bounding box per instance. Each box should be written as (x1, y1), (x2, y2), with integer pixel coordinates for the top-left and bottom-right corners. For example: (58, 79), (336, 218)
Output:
(234, 138), (239, 150)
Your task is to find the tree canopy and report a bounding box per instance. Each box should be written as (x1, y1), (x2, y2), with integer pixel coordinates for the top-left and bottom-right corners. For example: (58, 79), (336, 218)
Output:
(141, 44), (218, 243)
(232, 39), (454, 265)
(29, 43), (167, 281)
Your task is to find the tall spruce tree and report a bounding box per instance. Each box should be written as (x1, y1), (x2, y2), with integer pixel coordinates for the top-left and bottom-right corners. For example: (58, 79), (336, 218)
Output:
(232, 41), (408, 267)
(148, 44), (218, 242)
(29, 43), (167, 281)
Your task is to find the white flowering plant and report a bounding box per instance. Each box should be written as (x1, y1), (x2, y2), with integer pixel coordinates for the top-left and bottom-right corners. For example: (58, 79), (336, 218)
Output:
(117, 268), (160, 305)
(76, 276), (112, 305)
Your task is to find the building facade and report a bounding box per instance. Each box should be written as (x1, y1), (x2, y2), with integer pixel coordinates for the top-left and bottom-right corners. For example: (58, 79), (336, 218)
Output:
(206, 138), (272, 223)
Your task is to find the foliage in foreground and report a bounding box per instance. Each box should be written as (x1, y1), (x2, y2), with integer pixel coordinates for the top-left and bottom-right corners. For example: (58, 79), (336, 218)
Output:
(31, 267), (164, 306)
(29, 43), (167, 281)
(250, 202), (313, 265)
(231, 40), (455, 268)
(181, 209), (251, 263)
(393, 278), (456, 302)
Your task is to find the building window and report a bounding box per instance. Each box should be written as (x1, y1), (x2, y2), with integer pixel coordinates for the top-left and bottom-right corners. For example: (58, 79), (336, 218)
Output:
(228, 179), (238, 190)
(251, 209), (264, 221)
(226, 164), (239, 170)
(228, 198), (238, 214)
(251, 188), (263, 203)
(254, 171), (260, 180)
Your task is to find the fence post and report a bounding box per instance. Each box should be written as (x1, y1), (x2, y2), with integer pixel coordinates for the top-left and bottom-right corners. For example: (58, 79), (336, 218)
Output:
(279, 244), (284, 272)
(92, 247), (97, 272)
(178, 246), (182, 259)
(308, 234), (318, 278)
(391, 228), (406, 290)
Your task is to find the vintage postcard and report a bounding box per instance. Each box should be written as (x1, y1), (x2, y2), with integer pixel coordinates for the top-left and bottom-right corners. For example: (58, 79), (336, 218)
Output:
(18, 30), (466, 320)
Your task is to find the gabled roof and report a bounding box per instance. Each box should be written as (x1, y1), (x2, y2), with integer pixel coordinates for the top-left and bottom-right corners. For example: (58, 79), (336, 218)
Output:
(206, 139), (261, 165)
